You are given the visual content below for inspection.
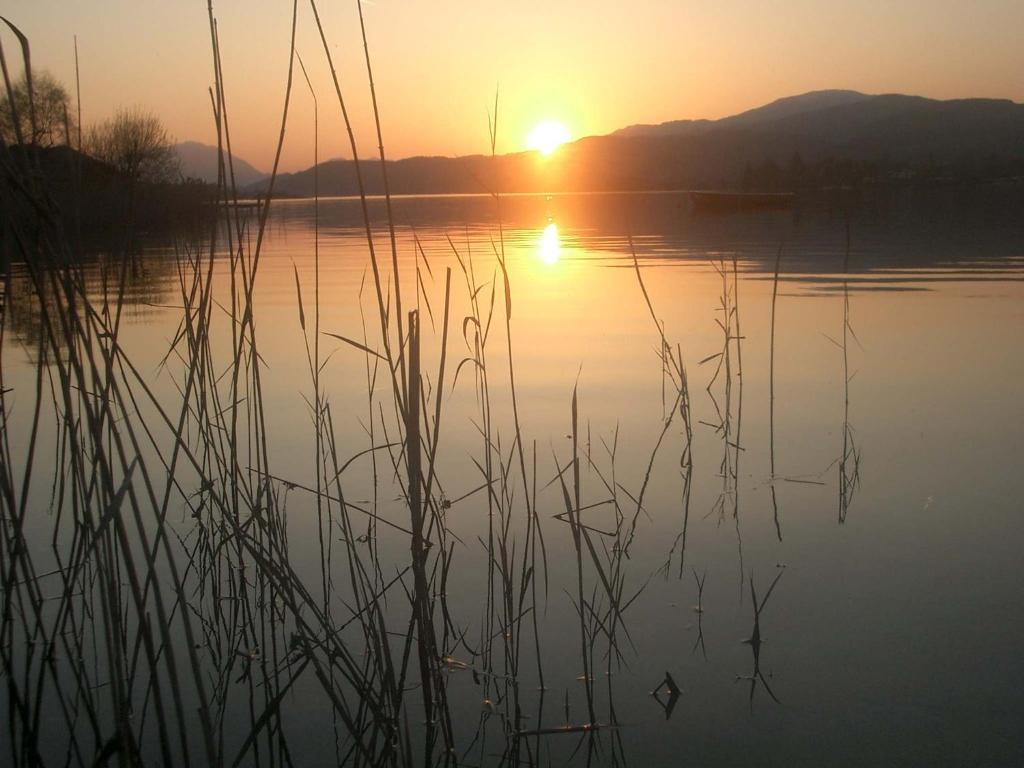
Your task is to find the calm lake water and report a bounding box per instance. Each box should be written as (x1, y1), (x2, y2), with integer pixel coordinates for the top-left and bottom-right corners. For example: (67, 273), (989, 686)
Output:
(4, 190), (1023, 766)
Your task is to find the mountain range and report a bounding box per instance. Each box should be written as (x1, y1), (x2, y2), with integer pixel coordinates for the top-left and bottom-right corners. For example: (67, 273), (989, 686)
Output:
(236, 90), (1024, 197)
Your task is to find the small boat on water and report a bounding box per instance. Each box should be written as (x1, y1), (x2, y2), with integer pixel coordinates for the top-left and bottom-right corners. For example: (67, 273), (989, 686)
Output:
(690, 190), (795, 213)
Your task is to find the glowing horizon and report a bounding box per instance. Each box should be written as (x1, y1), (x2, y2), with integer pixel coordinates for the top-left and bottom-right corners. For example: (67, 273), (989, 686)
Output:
(5, 1), (1023, 172)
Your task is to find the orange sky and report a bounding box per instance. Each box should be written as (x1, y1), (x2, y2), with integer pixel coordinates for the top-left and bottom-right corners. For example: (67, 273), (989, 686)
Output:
(5, 0), (1024, 172)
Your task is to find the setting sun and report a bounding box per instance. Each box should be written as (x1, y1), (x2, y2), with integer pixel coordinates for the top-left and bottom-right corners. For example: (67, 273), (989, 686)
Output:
(526, 120), (571, 156)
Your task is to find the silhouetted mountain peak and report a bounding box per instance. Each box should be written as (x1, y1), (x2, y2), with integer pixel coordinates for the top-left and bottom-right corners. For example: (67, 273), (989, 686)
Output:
(722, 89), (871, 125)
(172, 141), (266, 186)
(616, 89), (872, 138)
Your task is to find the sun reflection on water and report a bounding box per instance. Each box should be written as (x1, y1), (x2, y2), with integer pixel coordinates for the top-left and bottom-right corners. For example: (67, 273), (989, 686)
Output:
(537, 222), (561, 265)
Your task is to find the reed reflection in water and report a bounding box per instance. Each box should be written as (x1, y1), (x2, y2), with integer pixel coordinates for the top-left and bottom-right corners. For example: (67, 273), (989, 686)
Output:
(2, 190), (1023, 767)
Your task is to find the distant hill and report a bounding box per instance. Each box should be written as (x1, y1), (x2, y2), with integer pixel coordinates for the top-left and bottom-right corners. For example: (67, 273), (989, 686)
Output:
(614, 90), (873, 138)
(173, 141), (265, 187)
(249, 90), (1024, 197)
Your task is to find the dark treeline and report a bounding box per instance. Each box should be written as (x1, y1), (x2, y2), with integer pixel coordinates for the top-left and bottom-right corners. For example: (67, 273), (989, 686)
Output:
(742, 151), (1024, 192)
(254, 138), (1024, 199)
(3, 144), (215, 242)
